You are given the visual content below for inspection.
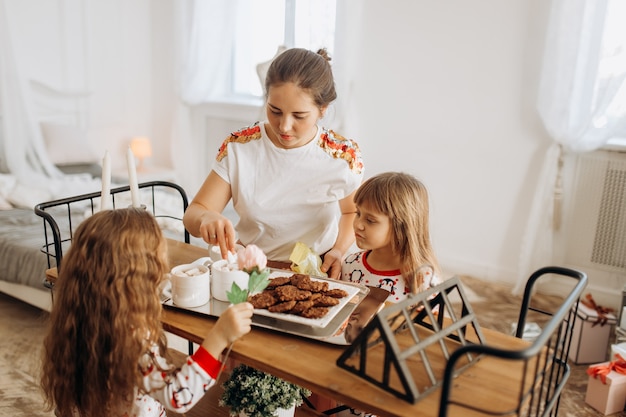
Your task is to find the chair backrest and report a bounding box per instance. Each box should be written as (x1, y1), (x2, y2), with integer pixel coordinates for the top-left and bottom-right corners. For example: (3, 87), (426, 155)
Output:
(438, 266), (587, 417)
(34, 181), (190, 272)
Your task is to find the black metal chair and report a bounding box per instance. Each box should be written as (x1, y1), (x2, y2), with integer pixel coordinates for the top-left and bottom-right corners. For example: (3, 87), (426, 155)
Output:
(438, 266), (587, 417)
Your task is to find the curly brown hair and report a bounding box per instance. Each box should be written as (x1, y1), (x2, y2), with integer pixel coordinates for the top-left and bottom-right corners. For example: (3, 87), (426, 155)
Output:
(41, 208), (169, 417)
(354, 172), (440, 293)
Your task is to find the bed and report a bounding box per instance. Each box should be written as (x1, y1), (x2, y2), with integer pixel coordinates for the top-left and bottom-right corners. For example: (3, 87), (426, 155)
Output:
(0, 208), (56, 310)
(0, 79), (102, 311)
(0, 79), (193, 311)
(0, 180), (192, 312)
(0, 169), (109, 312)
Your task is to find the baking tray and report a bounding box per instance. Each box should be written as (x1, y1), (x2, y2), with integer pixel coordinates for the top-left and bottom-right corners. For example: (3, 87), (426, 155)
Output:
(162, 269), (386, 345)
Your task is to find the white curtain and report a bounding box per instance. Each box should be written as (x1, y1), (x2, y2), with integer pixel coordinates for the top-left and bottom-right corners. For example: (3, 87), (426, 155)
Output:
(514, 0), (626, 293)
(332, 0), (363, 137)
(178, 0), (238, 105)
(0, 0), (63, 182)
(170, 0), (238, 194)
(0, 0), (101, 204)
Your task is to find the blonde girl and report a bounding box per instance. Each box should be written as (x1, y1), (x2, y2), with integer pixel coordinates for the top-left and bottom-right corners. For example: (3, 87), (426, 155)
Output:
(41, 208), (253, 417)
(342, 172), (442, 303)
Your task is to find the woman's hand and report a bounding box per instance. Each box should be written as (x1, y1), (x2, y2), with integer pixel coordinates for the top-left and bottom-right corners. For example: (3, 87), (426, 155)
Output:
(196, 210), (237, 258)
(183, 171), (236, 259)
(320, 248), (343, 279)
(201, 302), (254, 358)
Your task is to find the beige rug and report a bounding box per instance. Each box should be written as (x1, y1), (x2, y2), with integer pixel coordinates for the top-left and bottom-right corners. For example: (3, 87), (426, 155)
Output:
(0, 294), (53, 417)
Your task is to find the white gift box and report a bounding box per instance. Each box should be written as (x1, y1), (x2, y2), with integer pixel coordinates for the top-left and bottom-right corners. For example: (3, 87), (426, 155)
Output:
(585, 362), (626, 415)
(612, 343), (626, 361)
(569, 302), (617, 364)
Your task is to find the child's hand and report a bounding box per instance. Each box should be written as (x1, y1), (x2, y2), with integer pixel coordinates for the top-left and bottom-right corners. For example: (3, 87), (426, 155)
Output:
(218, 302), (254, 342)
(201, 302), (254, 358)
(320, 248), (343, 279)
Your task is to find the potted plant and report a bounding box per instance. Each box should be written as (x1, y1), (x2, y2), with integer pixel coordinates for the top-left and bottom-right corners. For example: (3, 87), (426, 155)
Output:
(220, 364), (311, 417)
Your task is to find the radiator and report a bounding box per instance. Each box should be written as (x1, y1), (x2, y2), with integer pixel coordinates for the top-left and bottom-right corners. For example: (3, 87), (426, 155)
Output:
(563, 149), (626, 272)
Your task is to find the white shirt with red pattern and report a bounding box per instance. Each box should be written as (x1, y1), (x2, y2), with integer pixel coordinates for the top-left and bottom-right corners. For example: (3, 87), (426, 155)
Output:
(124, 345), (221, 417)
(341, 250), (442, 304)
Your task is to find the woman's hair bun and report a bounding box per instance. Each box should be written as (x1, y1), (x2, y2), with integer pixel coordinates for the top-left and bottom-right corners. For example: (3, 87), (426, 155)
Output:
(316, 48), (332, 63)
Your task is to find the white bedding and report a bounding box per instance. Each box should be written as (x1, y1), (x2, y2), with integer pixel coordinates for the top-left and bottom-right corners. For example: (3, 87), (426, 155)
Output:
(0, 208), (55, 287)
(0, 172), (103, 211)
(0, 208), (53, 313)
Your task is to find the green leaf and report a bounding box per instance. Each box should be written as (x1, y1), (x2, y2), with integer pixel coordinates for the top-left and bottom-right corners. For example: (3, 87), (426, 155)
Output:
(226, 269), (270, 304)
(247, 269), (270, 295)
(226, 282), (249, 304)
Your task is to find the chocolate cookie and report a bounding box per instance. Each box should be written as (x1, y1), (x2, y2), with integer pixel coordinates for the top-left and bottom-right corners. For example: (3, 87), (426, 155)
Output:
(268, 300), (297, 313)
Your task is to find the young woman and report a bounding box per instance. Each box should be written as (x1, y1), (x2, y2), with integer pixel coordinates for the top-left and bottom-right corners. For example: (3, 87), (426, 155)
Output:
(183, 47), (364, 279)
(41, 208), (254, 417)
(342, 172), (442, 303)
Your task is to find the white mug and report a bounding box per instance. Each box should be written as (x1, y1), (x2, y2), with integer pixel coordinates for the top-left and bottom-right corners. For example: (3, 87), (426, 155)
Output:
(211, 259), (249, 302)
(192, 257), (213, 268)
(167, 263), (211, 307)
(208, 243), (246, 262)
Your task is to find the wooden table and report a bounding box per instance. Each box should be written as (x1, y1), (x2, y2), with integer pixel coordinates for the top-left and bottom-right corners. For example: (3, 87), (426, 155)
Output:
(160, 241), (535, 417)
(47, 240), (534, 417)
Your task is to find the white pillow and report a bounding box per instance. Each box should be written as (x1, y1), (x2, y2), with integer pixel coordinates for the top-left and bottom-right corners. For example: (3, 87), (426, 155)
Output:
(0, 173), (17, 199)
(41, 122), (99, 165)
(0, 174), (17, 208)
(8, 182), (52, 209)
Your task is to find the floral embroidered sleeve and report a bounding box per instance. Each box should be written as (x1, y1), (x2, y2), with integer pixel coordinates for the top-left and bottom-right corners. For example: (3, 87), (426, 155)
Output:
(139, 345), (222, 413)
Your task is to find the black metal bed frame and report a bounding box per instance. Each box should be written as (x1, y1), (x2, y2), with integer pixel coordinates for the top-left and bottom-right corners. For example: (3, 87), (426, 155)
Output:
(34, 180), (190, 273)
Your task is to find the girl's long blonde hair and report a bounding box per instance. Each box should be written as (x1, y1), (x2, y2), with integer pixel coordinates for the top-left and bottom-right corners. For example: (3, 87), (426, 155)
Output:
(354, 172), (440, 293)
(41, 208), (169, 417)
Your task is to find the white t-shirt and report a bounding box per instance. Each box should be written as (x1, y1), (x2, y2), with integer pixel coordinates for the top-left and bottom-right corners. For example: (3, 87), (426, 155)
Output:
(213, 122), (363, 261)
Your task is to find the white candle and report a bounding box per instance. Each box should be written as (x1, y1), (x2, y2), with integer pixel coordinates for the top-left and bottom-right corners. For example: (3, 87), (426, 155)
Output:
(126, 146), (141, 207)
(100, 150), (111, 211)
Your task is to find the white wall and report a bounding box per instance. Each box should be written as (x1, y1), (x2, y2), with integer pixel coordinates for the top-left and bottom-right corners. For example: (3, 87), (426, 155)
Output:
(86, 0), (156, 172)
(343, 1), (553, 285)
(11, 0), (610, 294)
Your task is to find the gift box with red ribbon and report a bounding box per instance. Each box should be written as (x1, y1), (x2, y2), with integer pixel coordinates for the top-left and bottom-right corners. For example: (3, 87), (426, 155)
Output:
(569, 294), (617, 364)
(585, 355), (626, 415)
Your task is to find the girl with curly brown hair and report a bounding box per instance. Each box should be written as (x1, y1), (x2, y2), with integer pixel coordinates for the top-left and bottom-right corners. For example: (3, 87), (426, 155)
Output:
(41, 208), (253, 417)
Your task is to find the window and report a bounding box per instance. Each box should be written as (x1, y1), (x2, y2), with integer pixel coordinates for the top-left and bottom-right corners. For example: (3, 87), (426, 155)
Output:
(231, 0), (336, 98)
